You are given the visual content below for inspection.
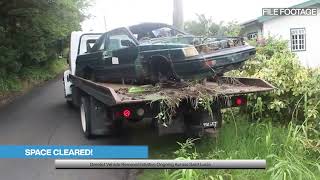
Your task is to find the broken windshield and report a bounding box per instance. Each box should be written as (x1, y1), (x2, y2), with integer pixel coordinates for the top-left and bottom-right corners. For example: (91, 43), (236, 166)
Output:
(129, 23), (187, 43)
(128, 23), (244, 49)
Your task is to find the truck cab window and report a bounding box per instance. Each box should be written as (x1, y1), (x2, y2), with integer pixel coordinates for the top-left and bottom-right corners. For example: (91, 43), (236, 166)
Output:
(78, 34), (102, 55)
(90, 34), (106, 52)
(107, 35), (136, 51)
(106, 30), (136, 51)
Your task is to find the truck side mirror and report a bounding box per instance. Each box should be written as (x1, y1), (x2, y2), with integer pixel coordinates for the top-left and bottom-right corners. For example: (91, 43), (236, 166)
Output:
(66, 51), (70, 64)
(57, 39), (64, 58)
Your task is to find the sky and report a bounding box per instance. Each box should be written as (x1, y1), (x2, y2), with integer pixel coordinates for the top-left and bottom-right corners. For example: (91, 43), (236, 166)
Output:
(81, 0), (307, 31)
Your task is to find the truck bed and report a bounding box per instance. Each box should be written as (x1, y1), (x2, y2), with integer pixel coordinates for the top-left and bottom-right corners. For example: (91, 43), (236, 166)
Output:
(70, 75), (274, 106)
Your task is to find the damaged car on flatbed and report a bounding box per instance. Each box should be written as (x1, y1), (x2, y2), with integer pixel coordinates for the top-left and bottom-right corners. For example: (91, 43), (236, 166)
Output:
(75, 23), (256, 84)
(64, 23), (274, 139)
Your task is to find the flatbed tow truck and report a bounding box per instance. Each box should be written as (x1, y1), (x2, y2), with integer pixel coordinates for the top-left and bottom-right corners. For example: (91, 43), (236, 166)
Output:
(63, 32), (274, 138)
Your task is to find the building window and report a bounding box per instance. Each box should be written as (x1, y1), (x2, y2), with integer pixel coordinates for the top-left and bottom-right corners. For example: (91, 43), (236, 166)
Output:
(290, 28), (306, 51)
(247, 32), (258, 40)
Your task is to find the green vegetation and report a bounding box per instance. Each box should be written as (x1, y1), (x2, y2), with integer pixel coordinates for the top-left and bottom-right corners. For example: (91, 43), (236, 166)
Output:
(155, 85), (218, 127)
(232, 38), (320, 128)
(184, 14), (241, 37)
(140, 116), (320, 180)
(0, 0), (89, 97)
(140, 16), (319, 180)
(0, 60), (66, 96)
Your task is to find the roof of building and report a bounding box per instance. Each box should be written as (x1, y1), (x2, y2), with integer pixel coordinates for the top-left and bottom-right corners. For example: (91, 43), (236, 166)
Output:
(241, 0), (320, 26)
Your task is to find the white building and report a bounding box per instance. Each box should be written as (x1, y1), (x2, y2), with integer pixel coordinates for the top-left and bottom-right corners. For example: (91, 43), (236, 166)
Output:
(241, 0), (320, 67)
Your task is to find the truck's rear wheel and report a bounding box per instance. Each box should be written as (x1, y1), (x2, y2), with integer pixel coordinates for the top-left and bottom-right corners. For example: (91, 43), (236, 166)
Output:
(80, 96), (92, 138)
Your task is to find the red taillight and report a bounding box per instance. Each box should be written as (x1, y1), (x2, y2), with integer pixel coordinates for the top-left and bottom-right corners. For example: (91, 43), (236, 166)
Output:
(235, 97), (246, 106)
(122, 109), (131, 118)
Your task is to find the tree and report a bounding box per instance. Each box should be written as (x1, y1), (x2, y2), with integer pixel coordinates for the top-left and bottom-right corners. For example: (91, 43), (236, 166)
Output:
(184, 14), (241, 37)
(0, 0), (90, 76)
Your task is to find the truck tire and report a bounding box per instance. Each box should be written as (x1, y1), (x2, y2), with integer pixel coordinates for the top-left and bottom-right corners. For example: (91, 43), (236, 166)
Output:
(80, 96), (93, 138)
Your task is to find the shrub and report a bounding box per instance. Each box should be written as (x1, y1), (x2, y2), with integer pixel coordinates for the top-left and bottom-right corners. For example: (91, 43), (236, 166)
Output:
(230, 37), (320, 132)
(0, 59), (66, 95)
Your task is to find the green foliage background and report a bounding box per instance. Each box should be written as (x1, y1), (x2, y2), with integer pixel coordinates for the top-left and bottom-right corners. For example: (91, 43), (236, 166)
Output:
(184, 14), (241, 37)
(141, 38), (320, 180)
(0, 0), (90, 93)
(230, 38), (320, 132)
(140, 15), (320, 180)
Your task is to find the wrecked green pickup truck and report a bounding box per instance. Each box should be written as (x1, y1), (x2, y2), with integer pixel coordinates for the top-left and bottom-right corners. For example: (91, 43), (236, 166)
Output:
(75, 23), (256, 84)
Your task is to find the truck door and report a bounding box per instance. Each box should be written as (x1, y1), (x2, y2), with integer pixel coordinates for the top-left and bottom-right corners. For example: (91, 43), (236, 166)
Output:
(75, 33), (104, 78)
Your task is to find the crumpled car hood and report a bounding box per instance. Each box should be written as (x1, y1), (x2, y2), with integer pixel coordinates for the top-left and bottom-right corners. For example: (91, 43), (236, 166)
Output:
(138, 35), (245, 54)
(138, 43), (192, 52)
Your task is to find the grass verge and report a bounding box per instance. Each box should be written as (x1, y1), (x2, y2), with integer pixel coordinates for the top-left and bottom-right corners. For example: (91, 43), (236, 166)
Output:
(0, 59), (67, 102)
(139, 114), (320, 180)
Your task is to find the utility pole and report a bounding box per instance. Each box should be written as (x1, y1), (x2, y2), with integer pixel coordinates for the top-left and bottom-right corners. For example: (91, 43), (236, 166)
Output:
(173, 0), (184, 31)
(103, 16), (107, 31)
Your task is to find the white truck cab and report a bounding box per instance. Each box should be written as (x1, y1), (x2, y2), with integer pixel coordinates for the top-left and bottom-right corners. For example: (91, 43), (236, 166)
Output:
(63, 31), (102, 104)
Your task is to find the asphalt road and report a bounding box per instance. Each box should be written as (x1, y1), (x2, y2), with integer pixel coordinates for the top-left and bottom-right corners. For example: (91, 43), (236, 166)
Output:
(0, 76), (141, 180)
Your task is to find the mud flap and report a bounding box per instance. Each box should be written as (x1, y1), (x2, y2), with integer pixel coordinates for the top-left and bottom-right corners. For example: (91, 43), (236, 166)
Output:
(202, 109), (221, 137)
(89, 97), (115, 136)
(184, 106), (222, 137)
(157, 113), (185, 136)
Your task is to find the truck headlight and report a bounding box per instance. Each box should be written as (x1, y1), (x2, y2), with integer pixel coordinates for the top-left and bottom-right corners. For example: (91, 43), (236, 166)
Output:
(182, 47), (199, 57)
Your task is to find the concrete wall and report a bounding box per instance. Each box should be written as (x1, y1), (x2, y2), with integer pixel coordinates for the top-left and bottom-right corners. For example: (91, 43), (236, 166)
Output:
(262, 7), (320, 67)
